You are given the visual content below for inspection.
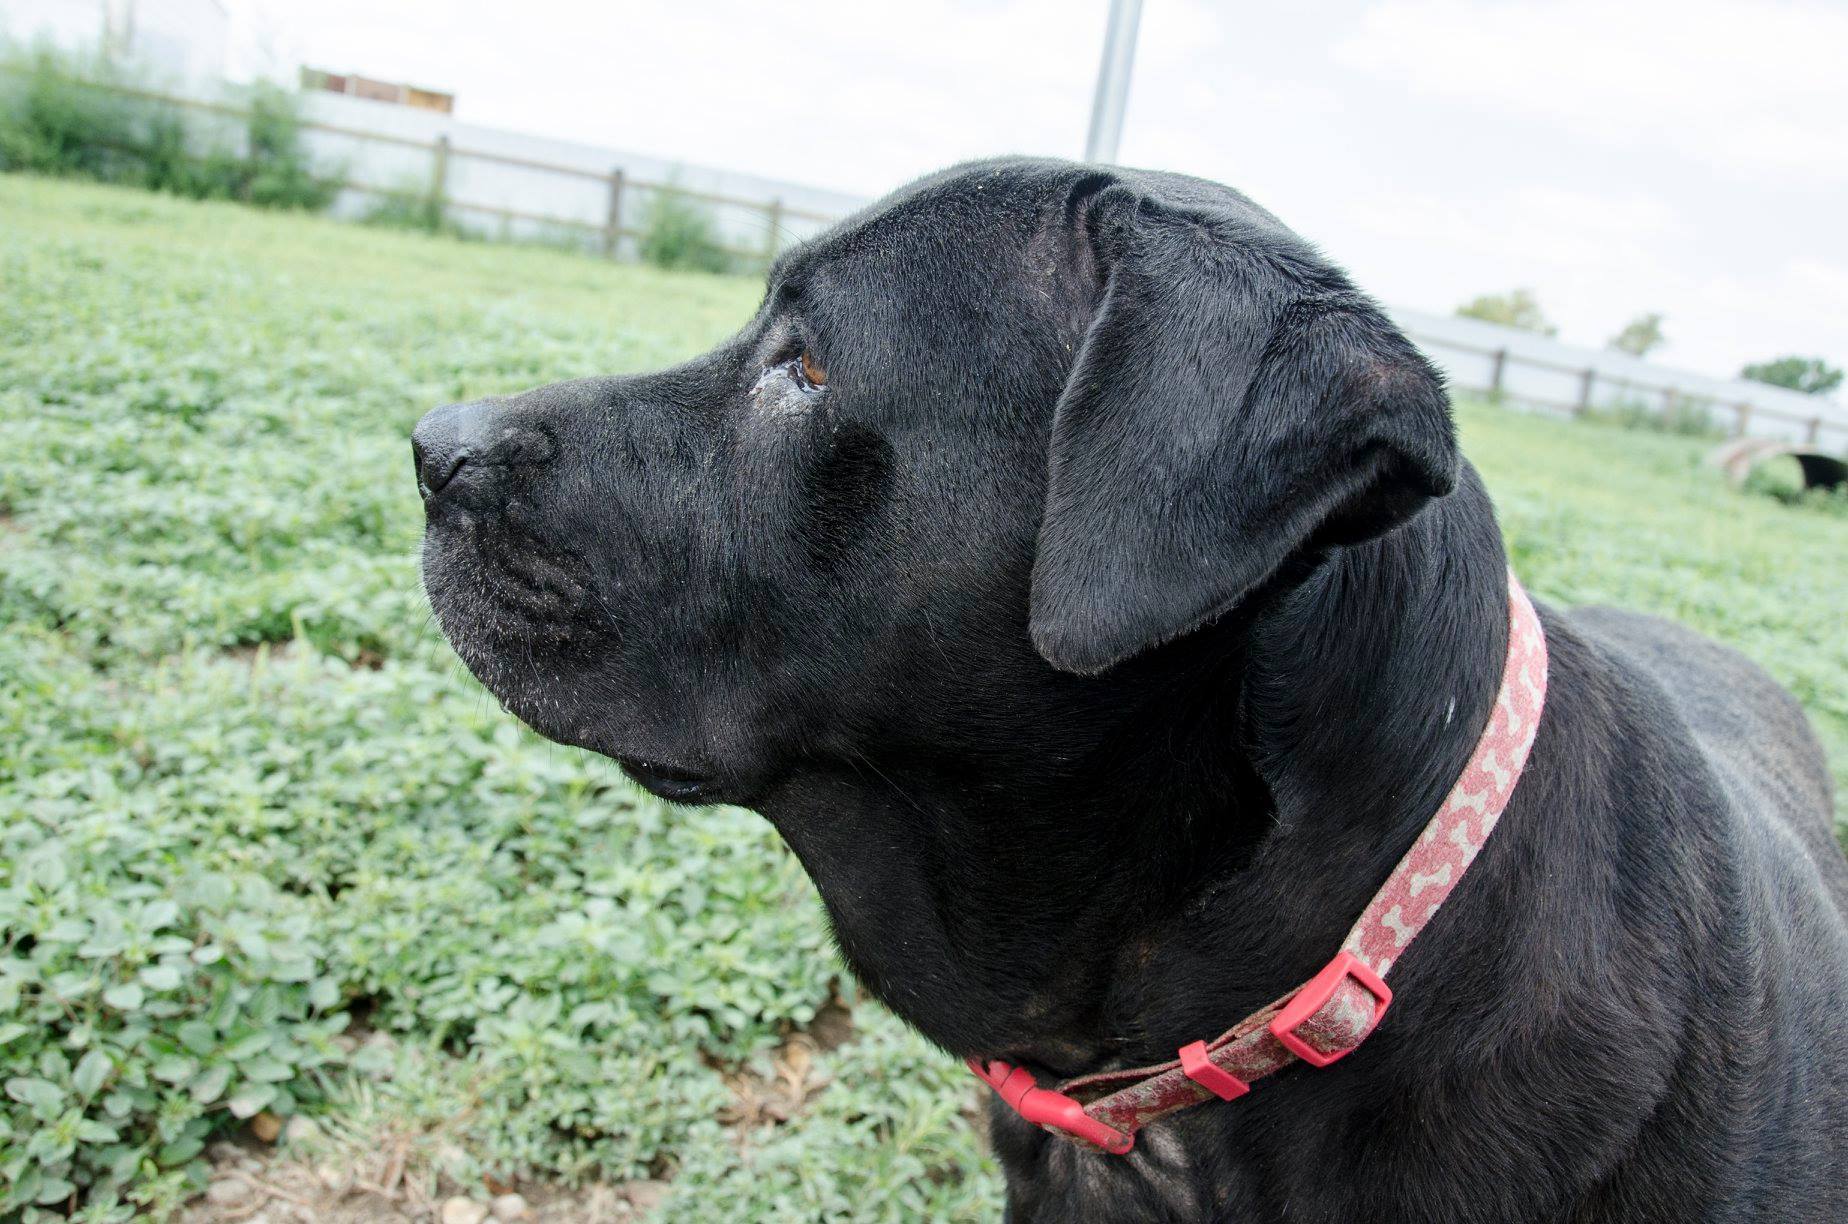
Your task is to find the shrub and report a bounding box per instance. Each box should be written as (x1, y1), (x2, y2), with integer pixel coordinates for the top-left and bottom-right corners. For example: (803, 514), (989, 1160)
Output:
(1607, 312), (1666, 357)
(637, 185), (736, 274)
(1741, 461), (1848, 517)
(233, 83), (337, 212)
(1456, 287), (1557, 337)
(359, 181), (468, 237)
(0, 45), (334, 212)
(0, 45), (142, 181)
(137, 108), (199, 197)
(1740, 355), (1844, 397)
(1582, 394), (1719, 439)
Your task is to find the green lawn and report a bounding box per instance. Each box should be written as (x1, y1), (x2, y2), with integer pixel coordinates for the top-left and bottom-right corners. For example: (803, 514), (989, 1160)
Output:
(1, 175), (1843, 1221)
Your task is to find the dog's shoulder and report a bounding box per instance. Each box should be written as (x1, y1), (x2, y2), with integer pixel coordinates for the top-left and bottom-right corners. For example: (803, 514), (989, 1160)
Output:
(1550, 605), (1848, 1218)
(1566, 605), (1841, 892)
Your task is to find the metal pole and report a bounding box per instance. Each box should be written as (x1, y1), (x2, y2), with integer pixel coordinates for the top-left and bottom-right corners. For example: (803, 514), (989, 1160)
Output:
(1084, 0), (1143, 164)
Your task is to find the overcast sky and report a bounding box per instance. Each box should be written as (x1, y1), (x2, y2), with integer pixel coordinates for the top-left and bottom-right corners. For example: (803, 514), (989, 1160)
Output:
(227, 0), (1846, 384)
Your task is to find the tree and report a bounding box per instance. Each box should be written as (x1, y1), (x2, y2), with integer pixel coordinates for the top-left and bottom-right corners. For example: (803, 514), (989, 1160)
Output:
(1456, 288), (1556, 337)
(1739, 356), (1844, 397)
(1608, 312), (1666, 357)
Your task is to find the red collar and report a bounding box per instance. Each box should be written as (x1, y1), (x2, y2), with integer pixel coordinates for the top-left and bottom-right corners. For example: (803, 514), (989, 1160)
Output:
(970, 573), (1549, 1155)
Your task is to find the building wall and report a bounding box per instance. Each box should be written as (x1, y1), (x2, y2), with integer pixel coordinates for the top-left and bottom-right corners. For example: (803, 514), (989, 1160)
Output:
(1, 0), (228, 85)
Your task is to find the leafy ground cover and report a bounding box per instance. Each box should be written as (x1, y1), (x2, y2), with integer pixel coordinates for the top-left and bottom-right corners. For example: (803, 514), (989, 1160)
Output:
(1, 175), (1844, 1221)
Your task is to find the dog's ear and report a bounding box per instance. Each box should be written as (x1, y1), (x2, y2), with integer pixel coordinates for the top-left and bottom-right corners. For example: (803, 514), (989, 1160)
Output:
(1029, 182), (1458, 674)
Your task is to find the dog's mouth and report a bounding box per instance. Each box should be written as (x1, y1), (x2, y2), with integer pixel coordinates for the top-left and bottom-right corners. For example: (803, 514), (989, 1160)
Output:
(422, 521), (609, 705)
(422, 511), (596, 635)
(422, 525), (753, 808)
(610, 756), (719, 803)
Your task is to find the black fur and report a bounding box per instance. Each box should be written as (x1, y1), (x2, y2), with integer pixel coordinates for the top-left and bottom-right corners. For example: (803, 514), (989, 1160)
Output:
(414, 158), (1848, 1221)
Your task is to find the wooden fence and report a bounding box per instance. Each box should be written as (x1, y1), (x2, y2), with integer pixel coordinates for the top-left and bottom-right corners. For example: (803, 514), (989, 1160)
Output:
(9, 71), (1843, 446)
(1401, 330), (1845, 450)
(8, 73), (845, 269)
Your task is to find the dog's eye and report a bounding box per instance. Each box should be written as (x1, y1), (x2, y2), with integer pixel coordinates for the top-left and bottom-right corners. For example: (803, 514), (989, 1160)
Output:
(797, 350), (829, 389)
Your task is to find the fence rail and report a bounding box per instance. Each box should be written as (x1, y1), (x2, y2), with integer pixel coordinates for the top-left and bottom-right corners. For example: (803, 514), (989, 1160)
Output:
(1402, 329), (1846, 450)
(2, 70), (843, 268)
(8, 68), (1844, 446)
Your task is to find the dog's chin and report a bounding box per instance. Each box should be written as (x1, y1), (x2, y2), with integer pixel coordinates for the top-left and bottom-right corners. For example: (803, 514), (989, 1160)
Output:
(424, 540), (605, 725)
(421, 522), (597, 632)
(425, 580), (744, 807)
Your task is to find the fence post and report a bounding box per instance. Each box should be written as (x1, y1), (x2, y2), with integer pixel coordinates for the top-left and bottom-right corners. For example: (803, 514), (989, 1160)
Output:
(1488, 348), (1506, 396)
(1807, 416), (1822, 446)
(428, 134), (450, 216)
(1576, 367), (1595, 416)
(1733, 401), (1752, 437)
(1663, 387), (1678, 423)
(763, 197), (784, 266)
(603, 168), (625, 260)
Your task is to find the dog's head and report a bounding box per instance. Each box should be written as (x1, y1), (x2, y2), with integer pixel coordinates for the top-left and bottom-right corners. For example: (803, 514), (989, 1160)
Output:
(415, 158), (1456, 811)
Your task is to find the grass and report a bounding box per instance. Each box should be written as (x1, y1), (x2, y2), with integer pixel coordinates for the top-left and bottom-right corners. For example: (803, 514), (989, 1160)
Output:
(0, 174), (1843, 1219)
(1470, 410), (1848, 799)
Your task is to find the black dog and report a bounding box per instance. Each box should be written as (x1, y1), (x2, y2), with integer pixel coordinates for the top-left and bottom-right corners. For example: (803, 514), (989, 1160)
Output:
(414, 159), (1848, 1221)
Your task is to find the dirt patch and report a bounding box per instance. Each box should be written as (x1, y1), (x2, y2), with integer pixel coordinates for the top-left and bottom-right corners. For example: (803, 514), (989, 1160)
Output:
(220, 641), (386, 670)
(222, 641), (301, 668)
(806, 994), (855, 1052)
(179, 1130), (668, 1223)
(179, 982), (861, 1219)
(709, 991), (858, 1131)
(715, 1031), (830, 1131)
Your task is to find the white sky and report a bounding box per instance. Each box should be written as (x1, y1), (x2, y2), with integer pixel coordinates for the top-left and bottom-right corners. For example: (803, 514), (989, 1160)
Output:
(227, 0), (1848, 383)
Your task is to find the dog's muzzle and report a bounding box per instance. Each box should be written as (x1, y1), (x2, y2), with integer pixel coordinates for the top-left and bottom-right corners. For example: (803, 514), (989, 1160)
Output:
(412, 398), (557, 514)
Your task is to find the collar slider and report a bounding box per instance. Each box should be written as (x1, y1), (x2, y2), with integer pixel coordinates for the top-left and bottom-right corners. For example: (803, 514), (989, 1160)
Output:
(1267, 950), (1393, 1067)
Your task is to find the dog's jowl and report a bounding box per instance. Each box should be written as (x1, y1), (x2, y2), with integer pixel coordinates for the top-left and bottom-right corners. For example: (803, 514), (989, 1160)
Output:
(415, 159), (1848, 1222)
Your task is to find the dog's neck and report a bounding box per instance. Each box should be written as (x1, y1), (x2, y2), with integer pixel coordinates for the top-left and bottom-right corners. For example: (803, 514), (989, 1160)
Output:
(770, 470), (1510, 1075)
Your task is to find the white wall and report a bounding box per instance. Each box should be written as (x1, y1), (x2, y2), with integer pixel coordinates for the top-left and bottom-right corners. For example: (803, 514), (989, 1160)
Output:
(297, 89), (868, 260)
(1, 0), (228, 85)
(126, 0), (228, 84)
(1, 0), (101, 52)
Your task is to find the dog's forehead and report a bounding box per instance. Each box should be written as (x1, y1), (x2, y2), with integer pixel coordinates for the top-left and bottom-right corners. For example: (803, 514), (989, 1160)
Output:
(773, 159), (1298, 299)
(771, 160), (1080, 287)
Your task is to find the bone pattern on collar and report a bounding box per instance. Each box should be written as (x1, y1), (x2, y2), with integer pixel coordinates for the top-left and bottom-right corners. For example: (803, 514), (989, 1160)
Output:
(972, 571), (1550, 1152)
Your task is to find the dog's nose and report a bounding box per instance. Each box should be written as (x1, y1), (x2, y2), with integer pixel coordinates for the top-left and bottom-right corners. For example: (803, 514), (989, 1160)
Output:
(412, 400), (478, 499)
(412, 403), (473, 499)
(412, 399), (555, 510)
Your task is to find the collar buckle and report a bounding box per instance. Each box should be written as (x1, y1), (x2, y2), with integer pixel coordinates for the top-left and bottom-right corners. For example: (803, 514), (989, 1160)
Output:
(966, 1059), (1135, 1154)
